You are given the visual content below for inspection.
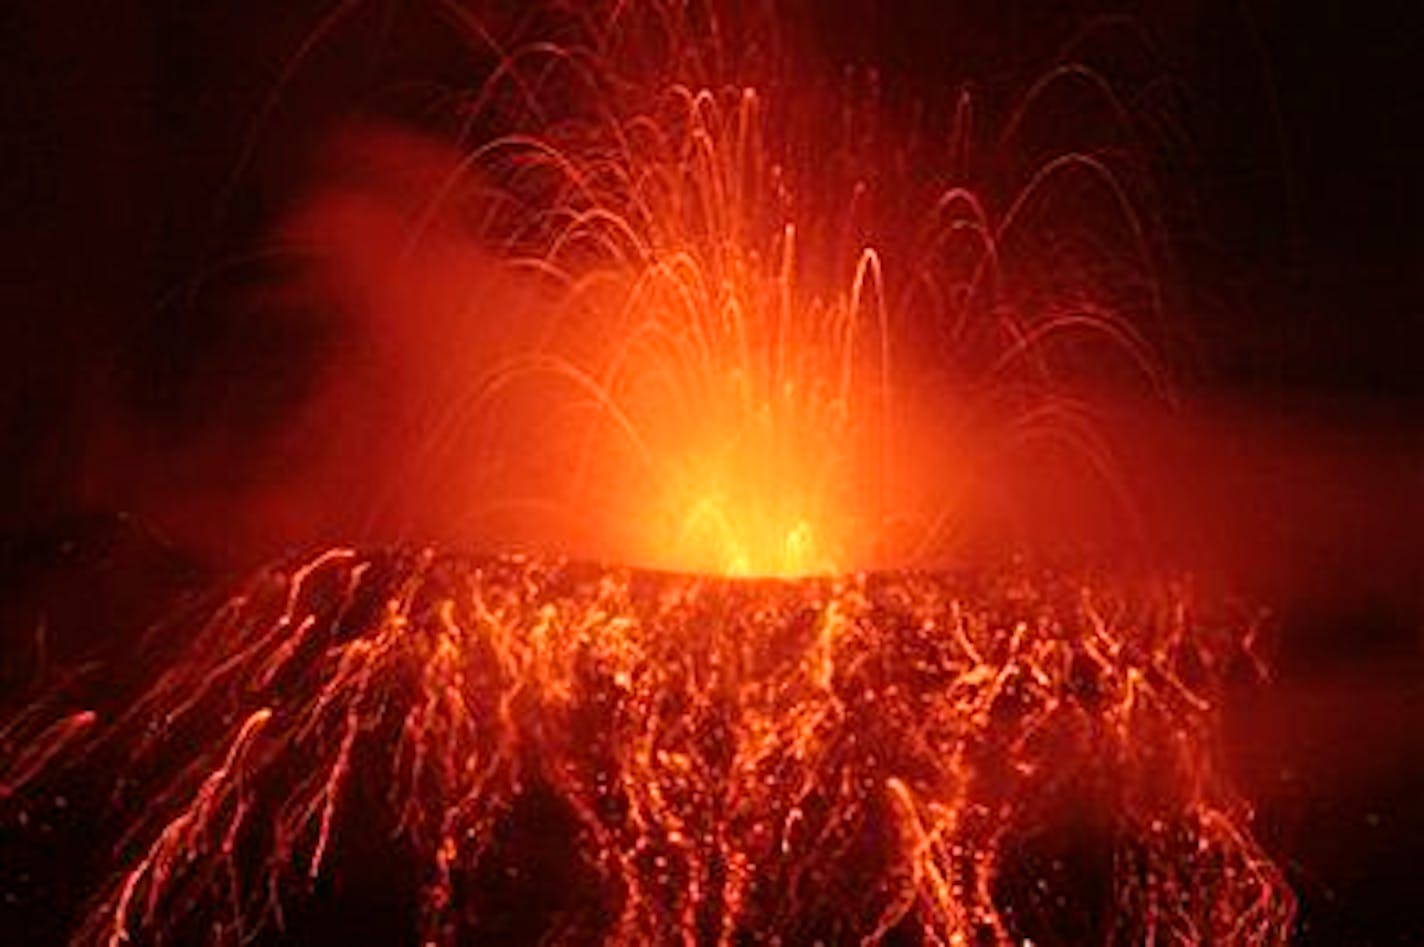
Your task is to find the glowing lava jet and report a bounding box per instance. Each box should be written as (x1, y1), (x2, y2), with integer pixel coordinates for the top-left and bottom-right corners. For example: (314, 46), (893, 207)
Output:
(0, 2), (1293, 944)
(348, 0), (1171, 579)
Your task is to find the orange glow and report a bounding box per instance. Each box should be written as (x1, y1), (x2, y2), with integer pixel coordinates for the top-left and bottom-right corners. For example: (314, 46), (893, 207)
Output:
(250, 2), (1166, 578)
(447, 54), (1164, 576)
(92, 3), (1170, 573)
(462, 85), (894, 577)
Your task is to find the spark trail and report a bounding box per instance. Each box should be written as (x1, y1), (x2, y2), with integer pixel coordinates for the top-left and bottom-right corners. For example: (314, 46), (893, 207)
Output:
(2, 552), (1294, 944)
(364, 0), (1170, 576)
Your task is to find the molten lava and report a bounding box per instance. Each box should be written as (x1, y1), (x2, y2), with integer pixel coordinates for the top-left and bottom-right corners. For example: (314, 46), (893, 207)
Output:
(3, 552), (1293, 944)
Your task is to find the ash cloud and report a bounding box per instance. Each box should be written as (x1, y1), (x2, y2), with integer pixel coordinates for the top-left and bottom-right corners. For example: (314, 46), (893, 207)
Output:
(80, 122), (552, 566)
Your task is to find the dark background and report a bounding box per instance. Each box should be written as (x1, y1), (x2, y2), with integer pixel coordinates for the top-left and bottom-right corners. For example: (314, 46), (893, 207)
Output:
(1, 0), (1420, 942)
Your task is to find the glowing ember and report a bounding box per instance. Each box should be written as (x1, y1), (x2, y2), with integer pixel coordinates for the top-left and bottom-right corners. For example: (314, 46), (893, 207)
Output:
(2, 552), (1293, 943)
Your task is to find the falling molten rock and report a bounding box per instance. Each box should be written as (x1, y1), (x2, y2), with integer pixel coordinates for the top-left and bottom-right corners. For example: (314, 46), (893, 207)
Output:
(1, 550), (1294, 945)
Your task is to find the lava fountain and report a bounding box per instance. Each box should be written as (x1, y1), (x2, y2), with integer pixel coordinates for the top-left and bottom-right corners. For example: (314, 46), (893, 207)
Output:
(0, 2), (1293, 944)
(298, 0), (1172, 577)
